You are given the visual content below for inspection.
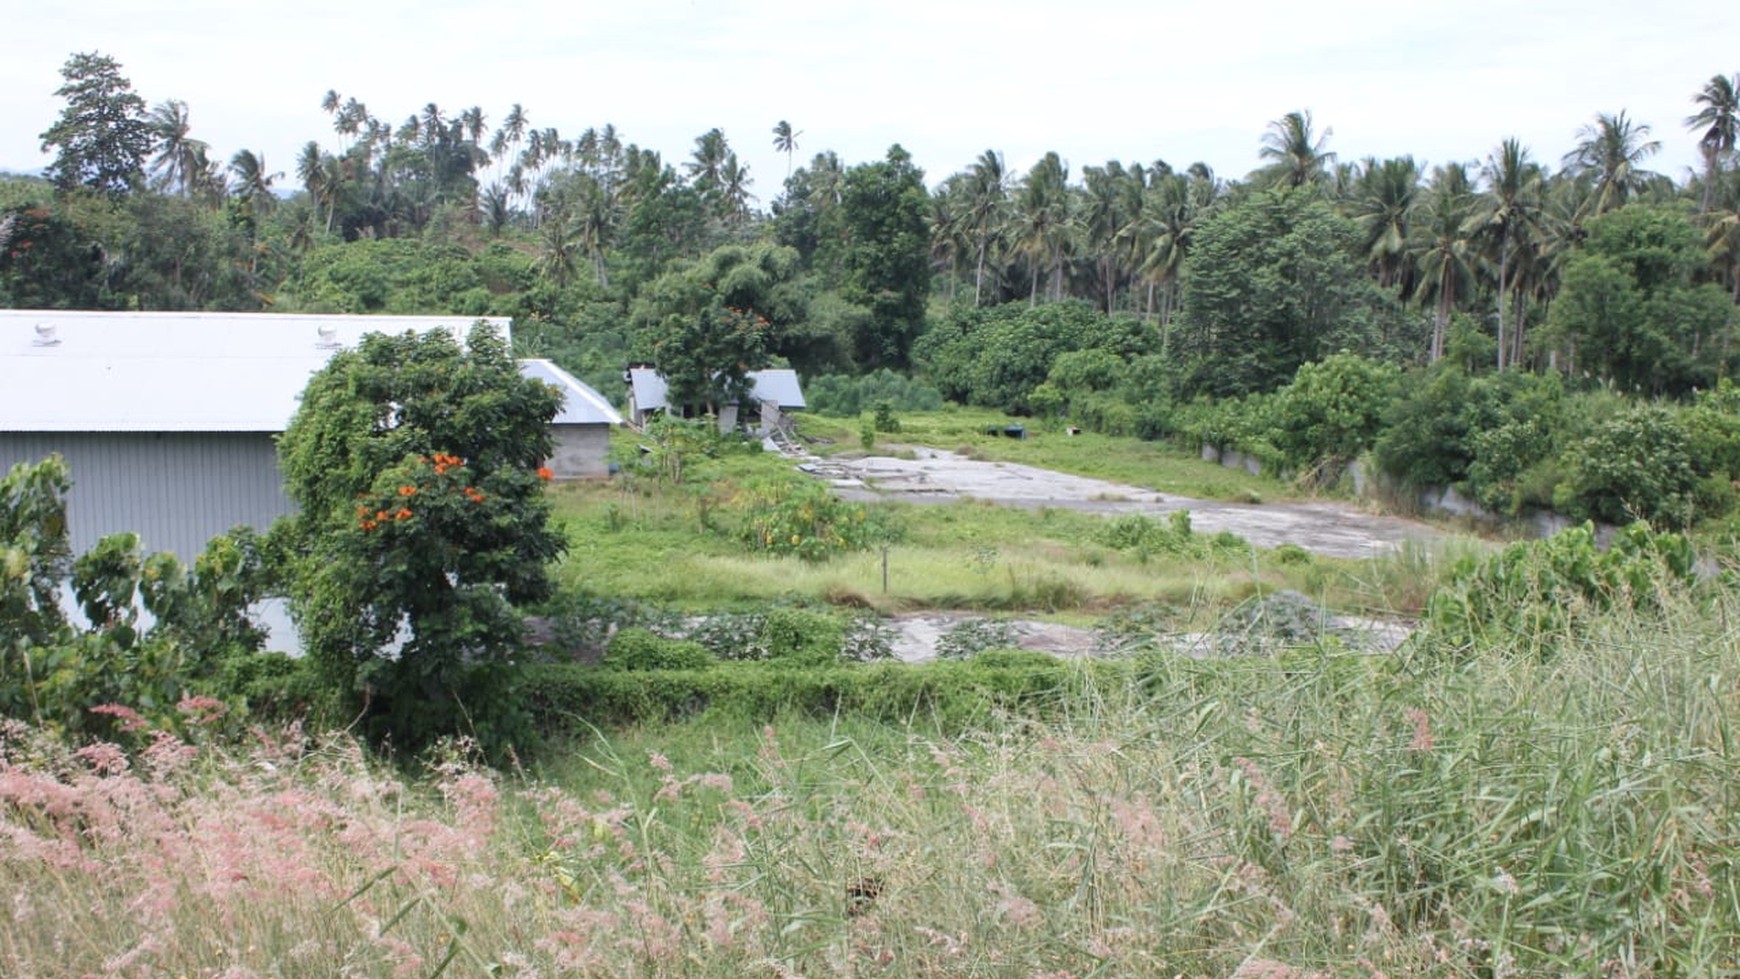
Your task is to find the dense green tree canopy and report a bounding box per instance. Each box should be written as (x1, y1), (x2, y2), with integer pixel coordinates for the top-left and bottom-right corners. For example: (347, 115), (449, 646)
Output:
(38, 53), (153, 197)
(837, 146), (932, 369)
(1546, 204), (1735, 394)
(1175, 188), (1387, 397)
(275, 324), (563, 748)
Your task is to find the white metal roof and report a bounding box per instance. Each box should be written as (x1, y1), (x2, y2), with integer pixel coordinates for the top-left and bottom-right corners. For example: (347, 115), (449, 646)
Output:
(628, 367), (806, 411)
(519, 358), (622, 426)
(0, 310), (512, 432)
(747, 369), (806, 409)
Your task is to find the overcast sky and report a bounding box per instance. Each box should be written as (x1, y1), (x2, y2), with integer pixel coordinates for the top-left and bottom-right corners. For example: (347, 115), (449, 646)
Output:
(4, 0), (1737, 199)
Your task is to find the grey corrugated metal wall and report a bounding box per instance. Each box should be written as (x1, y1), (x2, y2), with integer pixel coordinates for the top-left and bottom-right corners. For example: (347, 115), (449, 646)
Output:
(0, 432), (296, 561)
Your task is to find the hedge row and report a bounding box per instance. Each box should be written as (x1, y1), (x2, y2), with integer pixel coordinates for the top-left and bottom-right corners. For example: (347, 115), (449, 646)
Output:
(521, 652), (1131, 734)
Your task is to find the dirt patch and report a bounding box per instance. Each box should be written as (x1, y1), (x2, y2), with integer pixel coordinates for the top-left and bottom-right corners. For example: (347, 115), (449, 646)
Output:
(800, 446), (1440, 560)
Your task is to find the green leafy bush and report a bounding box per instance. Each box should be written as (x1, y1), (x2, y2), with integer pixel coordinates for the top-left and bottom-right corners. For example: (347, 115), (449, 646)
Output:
(274, 324), (564, 756)
(759, 608), (844, 665)
(1419, 521), (1698, 656)
(1559, 406), (1697, 526)
(605, 628), (716, 671)
(734, 476), (871, 561)
(804, 369), (944, 418)
(1, 456), (276, 737)
(1269, 352), (1400, 470)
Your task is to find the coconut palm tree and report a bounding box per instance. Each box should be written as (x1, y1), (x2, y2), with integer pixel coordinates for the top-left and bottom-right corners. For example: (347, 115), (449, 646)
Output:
(686, 127), (729, 193)
(1707, 169), (1740, 309)
(1468, 139), (1545, 369)
(964, 150), (1009, 306)
(1012, 151), (1072, 303)
(229, 149), (281, 215)
(1562, 110), (1660, 218)
(1347, 155), (1421, 291)
(1689, 74), (1740, 214)
(1257, 110), (1336, 189)
(929, 180), (971, 303)
(719, 152), (755, 223)
(147, 99), (208, 197)
(1080, 161), (1146, 313)
(1145, 164), (1221, 336)
(772, 120), (801, 180)
(1411, 163), (1477, 362)
(297, 141), (345, 234)
(460, 106), (487, 148)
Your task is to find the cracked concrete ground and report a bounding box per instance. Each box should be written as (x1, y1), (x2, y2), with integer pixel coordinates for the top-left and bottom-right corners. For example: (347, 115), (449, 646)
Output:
(799, 446), (1442, 560)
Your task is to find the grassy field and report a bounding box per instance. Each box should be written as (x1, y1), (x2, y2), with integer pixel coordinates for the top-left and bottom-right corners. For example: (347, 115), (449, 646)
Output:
(4, 418), (1729, 977)
(7, 584), (1736, 977)
(548, 425), (1462, 621)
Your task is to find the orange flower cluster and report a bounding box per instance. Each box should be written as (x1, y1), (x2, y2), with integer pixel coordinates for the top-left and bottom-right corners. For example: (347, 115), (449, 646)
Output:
(356, 505), (414, 531)
(398, 485), (418, 497)
(537, 467), (554, 481)
(463, 486), (486, 503)
(430, 453), (466, 475)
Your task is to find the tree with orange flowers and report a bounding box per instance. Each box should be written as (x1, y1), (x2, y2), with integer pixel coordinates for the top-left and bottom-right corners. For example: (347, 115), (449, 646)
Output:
(274, 323), (562, 752)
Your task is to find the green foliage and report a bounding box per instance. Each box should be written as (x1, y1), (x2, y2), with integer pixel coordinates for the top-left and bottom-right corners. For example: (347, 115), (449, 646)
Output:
(636, 415), (760, 486)
(1093, 510), (1245, 562)
(734, 476), (871, 561)
(1420, 522), (1697, 656)
(914, 300), (1152, 414)
(274, 324), (563, 753)
(291, 239), (523, 315)
(1269, 352), (1400, 469)
(1168, 394), (1282, 467)
(759, 608), (844, 666)
(38, 52), (151, 197)
(605, 627), (716, 671)
(872, 401), (901, 434)
(1681, 379), (1740, 480)
(1559, 405), (1697, 526)
(836, 146), (932, 369)
(1177, 188), (1392, 397)
(1374, 366), (1565, 498)
(650, 304), (774, 414)
(0, 456), (75, 651)
(933, 619), (1021, 660)
(0, 203), (109, 308)
(1, 456), (274, 737)
(804, 369), (943, 418)
(631, 242), (811, 398)
(522, 656), (1101, 732)
(1546, 205), (1735, 396)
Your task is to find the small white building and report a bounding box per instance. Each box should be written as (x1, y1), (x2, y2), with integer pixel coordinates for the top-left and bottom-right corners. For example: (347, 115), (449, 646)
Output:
(519, 358), (625, 478)
(626, 367), (806, 433)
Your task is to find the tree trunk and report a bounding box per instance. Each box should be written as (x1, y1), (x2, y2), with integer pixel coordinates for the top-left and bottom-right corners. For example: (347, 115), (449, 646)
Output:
(1511, 288), (1528, 369)
(974, 237), (987, 306)
(1431, 284), (1451, 363)
(1496, 235), (1510, 371)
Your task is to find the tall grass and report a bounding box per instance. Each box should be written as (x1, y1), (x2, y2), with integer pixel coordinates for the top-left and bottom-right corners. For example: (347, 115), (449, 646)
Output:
(5, 585), (1738, 976)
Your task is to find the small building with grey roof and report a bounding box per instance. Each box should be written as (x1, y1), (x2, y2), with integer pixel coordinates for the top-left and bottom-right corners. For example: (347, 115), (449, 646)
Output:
(626, 366), (806, 432)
